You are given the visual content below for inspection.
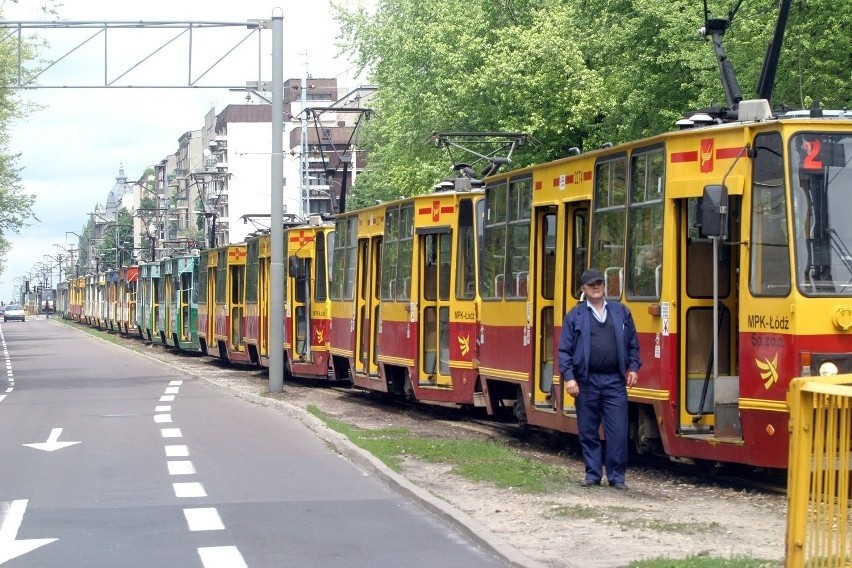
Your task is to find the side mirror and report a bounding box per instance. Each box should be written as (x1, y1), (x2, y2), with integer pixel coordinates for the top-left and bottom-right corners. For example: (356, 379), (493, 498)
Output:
(288, 256), (301, 278)
(698, 185), (728, 238)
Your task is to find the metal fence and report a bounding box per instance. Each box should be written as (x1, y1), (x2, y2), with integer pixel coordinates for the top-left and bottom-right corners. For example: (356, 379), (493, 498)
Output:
(787, 374), (852, 567)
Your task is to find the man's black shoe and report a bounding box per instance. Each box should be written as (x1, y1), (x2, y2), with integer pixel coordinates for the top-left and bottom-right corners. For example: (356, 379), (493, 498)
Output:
(610, 482), (628, 490)
(580, 479), (601, 487)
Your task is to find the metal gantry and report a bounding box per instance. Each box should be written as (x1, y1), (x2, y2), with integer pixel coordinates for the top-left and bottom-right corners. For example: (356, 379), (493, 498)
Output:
(1, 14), (288, 391)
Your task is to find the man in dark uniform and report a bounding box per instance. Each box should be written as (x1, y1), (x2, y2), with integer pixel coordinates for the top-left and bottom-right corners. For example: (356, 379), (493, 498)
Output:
(557, 268), (641, 490)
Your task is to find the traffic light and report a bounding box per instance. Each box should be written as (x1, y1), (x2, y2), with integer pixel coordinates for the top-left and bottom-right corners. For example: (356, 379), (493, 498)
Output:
(25, 280), (29, 293)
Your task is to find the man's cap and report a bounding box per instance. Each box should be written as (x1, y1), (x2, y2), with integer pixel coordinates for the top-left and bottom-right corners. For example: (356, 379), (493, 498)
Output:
(580, 268), (605, 286)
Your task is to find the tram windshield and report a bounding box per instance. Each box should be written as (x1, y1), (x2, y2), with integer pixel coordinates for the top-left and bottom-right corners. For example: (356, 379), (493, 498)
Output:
(790, 132), (852, 296)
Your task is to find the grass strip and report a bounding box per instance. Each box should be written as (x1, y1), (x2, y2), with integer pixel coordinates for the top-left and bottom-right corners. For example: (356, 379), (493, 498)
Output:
(307, 404), (567, 493)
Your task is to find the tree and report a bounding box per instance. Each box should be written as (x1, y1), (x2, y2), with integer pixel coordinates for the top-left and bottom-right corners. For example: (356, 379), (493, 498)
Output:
(0, 1), (54, 276)
(337, 0), (852, 204)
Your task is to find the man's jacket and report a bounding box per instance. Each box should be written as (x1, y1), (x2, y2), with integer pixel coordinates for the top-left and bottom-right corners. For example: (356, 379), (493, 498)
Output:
(557, 301), (641, 382)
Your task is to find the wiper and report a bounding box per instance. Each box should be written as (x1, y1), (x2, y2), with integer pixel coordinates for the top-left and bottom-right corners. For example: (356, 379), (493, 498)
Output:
(828, 228), (852, 292)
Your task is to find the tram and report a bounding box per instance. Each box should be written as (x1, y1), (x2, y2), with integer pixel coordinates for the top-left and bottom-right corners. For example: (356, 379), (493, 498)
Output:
(197, 243), (249, 363)
(159, 252), (200, 350)
(329, 183), (485, 401)
(477, 101), (852, 469)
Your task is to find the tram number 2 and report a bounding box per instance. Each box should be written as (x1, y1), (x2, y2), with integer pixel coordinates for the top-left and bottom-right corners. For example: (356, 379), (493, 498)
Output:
(751, 334), (784, 348)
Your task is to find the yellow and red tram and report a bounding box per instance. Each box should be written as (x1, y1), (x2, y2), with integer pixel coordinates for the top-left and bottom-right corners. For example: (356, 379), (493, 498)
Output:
(481, 101), (852, 468)
(198, 244), (249, 363)
(330, 186), (483, 402)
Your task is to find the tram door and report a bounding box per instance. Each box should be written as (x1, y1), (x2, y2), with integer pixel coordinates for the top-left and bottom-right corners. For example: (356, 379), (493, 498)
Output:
(677, 197), (740, 436)
(419, 230), (452, 386)
(292, 258), (312, 361)
(151, 269), (161, 340)
(205, 256), (217, 354)
(532, 204), (590, 411)
(258, 253), (269, 357)
(229, 261), (245, 353)
(354, 236), (381, 377)
(531, 207), (557, 408)
(163, 265), (174, 342)
(180, 269), (191, 341)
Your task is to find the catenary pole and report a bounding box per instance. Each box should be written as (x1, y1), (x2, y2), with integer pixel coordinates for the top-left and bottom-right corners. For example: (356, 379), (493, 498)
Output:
(269, 10), (285, 393)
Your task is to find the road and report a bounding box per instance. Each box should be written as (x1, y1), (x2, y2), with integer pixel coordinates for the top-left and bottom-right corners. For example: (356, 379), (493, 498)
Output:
(0, 319), (509, 567)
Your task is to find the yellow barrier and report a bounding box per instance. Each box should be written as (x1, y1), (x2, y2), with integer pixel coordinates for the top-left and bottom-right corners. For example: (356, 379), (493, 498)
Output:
(787, 374), (852, 567)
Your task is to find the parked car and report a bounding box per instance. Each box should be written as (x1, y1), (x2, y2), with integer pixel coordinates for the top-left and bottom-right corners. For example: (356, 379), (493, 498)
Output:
(3, 304), (25, 322)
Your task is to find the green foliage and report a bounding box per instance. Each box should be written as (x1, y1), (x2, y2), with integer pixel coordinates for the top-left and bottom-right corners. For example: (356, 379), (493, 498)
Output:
(0, 3), (44, 277)
(336, 0), (852, 205)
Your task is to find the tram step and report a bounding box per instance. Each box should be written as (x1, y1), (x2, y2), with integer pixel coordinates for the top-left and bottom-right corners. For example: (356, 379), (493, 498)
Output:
(679, 432), (744, 445)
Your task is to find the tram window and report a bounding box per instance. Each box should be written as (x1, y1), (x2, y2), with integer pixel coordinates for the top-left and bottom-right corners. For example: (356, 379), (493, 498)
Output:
(381, 207), (400, 301)
(571, 208), (588, 298)
(438, 233), (451, 301)
(791, 133), (852, 296)
(424, 234), (438, 302)
(216, 251), (226, 304)
(326, 231), (336, 295)
(480, 182), (508, 300)
(345, 219), (358, 300)
(197, 255), (207, 299)
(507, 179), (532, 299)
(246, 240), (258, 303)
(750, 132), (791, 297)
(397, 206), (414, 300)
(331, 217), (358, 301)
(316, 232), (327, 301)
(331, 220), (346, 300)
(591, 156), (628, 298)
(627, 147), (664, 299)
(456, 199), (476, 300)
(230, 266), (244, 304)
(542, 213), (556, 301)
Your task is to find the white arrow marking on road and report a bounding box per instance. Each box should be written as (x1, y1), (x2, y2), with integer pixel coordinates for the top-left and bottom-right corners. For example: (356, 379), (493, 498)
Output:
(0, 500), (57, 564)
(23, 428), (81, 452)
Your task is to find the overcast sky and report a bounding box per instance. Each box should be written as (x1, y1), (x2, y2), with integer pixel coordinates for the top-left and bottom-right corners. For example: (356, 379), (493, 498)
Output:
(0, 0), (367, 303)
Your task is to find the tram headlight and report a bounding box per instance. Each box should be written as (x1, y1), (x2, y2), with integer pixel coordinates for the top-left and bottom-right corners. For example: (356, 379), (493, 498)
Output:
(819, 361), (839, 376)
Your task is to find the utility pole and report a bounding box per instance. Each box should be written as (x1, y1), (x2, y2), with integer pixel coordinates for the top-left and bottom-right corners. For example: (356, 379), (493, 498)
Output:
(300, 73), (309, 217)
(269, 11), (285, 393)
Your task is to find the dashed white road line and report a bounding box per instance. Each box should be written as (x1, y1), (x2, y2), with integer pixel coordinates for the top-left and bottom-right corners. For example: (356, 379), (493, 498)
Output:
(197, 546), (248, 568)
(165, 445), (189, 457)
(173, 482), (207, 498)
(183, 508), (225, 532)
(167, 461), (197, 475)
(158, 381), (245, 564)
(0, 329), (12, 401)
